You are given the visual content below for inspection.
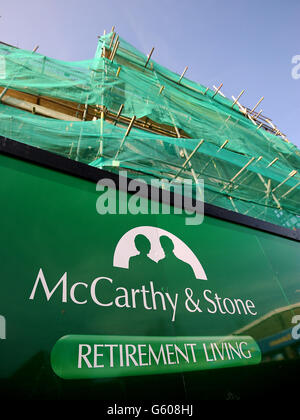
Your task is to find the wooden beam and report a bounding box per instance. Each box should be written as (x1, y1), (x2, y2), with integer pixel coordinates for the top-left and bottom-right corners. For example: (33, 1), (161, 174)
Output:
(173, 139), (204, 179)
(145, 47), (154, 68)
(178, 66), (188, 83)
(1, 94), (81, 121)
(272, 170), (297, 193)
(231, 90), (245, 108)
(115, 115), (136, 158)
(230, 157), (255, 183)
(211, 83), (223, 99)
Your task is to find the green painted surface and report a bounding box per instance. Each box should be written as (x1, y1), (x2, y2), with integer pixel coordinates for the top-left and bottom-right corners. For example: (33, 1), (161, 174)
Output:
(0, 152), (299, 399)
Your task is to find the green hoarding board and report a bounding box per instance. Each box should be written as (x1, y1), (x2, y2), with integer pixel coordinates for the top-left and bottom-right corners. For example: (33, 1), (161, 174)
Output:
(0, 145), (299, 400)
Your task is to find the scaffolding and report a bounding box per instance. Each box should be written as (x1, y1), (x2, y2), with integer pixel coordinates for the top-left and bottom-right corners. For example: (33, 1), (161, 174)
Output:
(0, 29), (299, 230)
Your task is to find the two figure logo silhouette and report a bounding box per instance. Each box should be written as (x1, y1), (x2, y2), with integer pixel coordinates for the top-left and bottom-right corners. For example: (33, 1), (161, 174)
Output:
(129, 234), (194, 278)
(113, 226), (207, 280)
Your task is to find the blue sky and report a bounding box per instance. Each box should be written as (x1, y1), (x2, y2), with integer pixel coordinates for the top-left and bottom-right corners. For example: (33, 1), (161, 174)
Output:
(1, 0), (300, 148)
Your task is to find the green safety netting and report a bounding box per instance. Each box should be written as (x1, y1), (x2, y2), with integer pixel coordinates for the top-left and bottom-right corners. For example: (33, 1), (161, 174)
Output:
(0, 33), (299, 230)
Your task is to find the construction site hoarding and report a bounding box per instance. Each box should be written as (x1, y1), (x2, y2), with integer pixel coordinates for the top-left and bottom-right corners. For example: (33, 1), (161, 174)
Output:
(0, 138), (299, 400)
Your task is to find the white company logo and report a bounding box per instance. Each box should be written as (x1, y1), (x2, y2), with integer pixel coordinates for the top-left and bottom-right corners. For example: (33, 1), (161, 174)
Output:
(113, 226), (207, 280)
(29, 226), (257, 321)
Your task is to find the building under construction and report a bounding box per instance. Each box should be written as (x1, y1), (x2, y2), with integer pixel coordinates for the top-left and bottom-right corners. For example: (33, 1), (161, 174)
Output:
(0, 30), (299, 401)
(0, 30), (299, 230)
